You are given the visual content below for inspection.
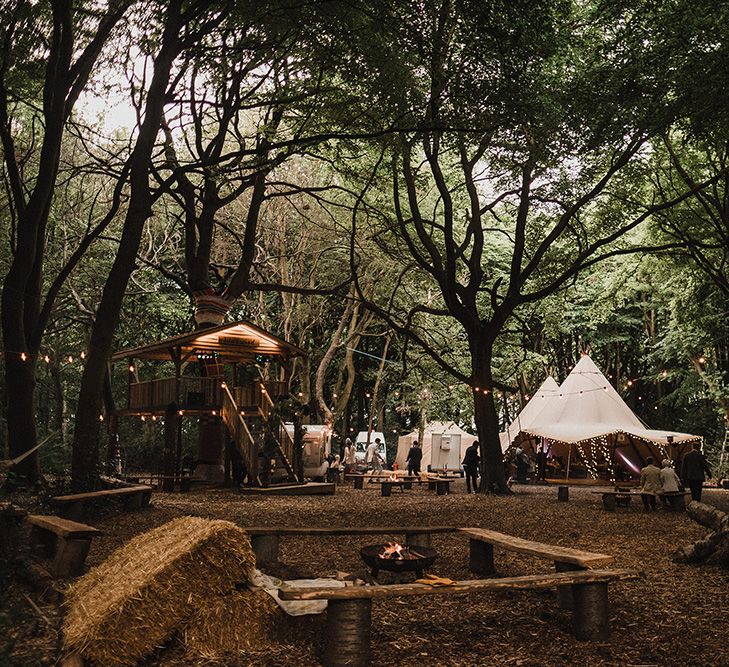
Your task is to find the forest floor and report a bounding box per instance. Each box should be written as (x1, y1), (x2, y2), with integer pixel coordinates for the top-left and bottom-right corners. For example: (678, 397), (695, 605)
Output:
(3, 481), (729, 666)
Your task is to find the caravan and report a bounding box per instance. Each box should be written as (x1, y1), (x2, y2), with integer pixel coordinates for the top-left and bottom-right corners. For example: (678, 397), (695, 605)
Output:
(299, 425), (332, 479)
(354, 431), (387, 468)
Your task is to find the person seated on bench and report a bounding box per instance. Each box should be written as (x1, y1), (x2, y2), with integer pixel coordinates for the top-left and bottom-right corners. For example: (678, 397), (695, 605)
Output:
(659, 459), (681, 508)
(639, 457), (662, 512)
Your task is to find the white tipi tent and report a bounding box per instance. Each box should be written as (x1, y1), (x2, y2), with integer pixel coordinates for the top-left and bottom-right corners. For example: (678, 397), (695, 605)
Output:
(395, 421), (478, 471)
(499, 376), (560, 452)
(523, 354), (701, 476)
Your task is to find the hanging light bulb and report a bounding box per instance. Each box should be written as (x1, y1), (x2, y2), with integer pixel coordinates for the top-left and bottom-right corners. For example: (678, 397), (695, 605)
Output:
(128, 364), (135, 373)
(20, 352), (27, 361)
(68, 355), (74, 363)
(43, 354), (50, 363)
(80, 351), (86, 359)
(99, 414), (104, 421)
(698, 355), (706, 364)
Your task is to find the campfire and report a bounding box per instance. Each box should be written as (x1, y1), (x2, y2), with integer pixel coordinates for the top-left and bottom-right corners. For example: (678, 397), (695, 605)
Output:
(386, 473), (399, 483)
(380, 542), (418, 560)
(360, 542), (437, 579)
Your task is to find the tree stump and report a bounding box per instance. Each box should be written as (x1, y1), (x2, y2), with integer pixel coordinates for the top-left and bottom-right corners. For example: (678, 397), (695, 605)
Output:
(558, 486), (569, 502)
(323, 598), (371, 667)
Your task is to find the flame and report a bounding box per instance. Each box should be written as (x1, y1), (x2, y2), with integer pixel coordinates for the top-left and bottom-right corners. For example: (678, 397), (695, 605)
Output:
(381, 542), (407, 559)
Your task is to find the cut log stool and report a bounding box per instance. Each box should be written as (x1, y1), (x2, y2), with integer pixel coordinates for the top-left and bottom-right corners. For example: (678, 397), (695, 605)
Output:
(558, 486), (569, 502)
(324, 598), (372, 667)
(354, 476), (364, 490)
(251, 534), (280, 564)
(27, 515), (101, 577)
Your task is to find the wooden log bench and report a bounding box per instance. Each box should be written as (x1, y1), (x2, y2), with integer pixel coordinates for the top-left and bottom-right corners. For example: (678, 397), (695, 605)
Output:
(380, 480), (406, 496)
(27, 515), (101, 577)
(426, 478), (451, 495)
(460, 528), (615, 609)
(591, 489), (634, 511)
(51, 485), (153, 521)
(245, 526), (458, 564)
(279, 568), (643, 666)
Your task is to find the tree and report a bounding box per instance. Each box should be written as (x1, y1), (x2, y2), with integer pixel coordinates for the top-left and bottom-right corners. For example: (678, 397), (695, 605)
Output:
(344, 0), (715, 492)
(0, 0), (131, 481)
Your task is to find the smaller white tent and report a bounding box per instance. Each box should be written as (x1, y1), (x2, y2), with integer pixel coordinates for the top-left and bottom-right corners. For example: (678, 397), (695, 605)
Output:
(499, 376), (560, 452)
(395, 421), (478, 471)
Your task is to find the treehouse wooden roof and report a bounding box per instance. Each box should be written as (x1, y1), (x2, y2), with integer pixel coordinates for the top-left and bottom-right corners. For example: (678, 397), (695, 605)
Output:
(111, 321), (305, 363)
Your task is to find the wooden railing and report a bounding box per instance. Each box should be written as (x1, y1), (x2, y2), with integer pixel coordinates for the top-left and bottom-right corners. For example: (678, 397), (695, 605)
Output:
(259, 385), (298, 482)
(221, 384), (259, 484)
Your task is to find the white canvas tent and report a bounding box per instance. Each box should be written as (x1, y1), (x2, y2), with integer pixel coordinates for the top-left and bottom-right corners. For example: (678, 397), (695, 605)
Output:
(395, 421), (478, 471)
(522, 355), (701, 477)
(499, 376), (560, 452)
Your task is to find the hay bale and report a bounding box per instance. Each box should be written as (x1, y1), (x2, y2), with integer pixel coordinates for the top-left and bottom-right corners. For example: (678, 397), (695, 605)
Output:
(184, 587), (284, 659)
(63, 516), (254, 666)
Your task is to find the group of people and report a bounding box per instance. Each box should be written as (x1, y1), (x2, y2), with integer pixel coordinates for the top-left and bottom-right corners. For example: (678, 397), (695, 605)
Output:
(639, 442), (713, 511)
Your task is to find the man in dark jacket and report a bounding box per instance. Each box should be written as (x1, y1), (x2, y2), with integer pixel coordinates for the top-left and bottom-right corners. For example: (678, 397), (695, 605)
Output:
(405, 440), (422, 476)
(462, 440), (480, 493)
(681, 442), (713, 501)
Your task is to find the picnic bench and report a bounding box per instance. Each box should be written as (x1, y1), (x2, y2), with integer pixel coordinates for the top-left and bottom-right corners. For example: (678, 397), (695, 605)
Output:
(245, 526), (458, 564)
(51, 485), (153, 521)
(380, 480), (406, 496)
(27, 514), (101, 577)
(427, 478), (451, 495)
(592, 489), (690, 512)
(279, 568), (642, 666)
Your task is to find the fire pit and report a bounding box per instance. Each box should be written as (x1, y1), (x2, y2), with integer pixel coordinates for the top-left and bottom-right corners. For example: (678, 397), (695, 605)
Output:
(360, 542), (437, 579)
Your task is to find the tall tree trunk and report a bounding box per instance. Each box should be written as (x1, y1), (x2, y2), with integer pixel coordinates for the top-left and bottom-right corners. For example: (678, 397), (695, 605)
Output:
(71, 1), (184, 491)
(471, 342), (508, 493)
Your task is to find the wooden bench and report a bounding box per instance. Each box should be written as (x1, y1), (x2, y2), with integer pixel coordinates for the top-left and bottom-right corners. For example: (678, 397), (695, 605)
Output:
(591, 489), (634, 511)
(460, 528), (615, 609)
(51, 485), (153, 521)
(380, 480), (406, 496)
(427, 478), (451, 495)
(27, 515), (101, 577)
(244, 526), (458, 564)
(279, 568), (643, 666)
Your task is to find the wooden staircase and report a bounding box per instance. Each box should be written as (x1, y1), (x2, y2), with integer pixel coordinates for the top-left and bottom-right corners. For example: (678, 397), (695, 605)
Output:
(220, 383), (299, 487)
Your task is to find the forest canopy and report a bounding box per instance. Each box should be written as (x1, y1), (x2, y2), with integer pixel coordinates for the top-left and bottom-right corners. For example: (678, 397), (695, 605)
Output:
(1, 0), (728, 491)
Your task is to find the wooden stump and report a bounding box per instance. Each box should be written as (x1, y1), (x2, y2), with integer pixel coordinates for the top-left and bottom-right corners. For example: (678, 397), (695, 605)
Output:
(53, 538), (92, 577)
(404, 532), (431, 549)
(436, 480), (449, 495)
(324, 598), (372, 667)
(403, 481), (412, 490)
(558, 486), (569, 502)
(381, 483), (392, 497)
(555, 561), (585, 609)
(601, 493), (617, 512)
(251, 534), (279, 564)
(123, 491), (144, 511)
(572, 582), (610, 640)
(469, 539), (495, 576)
(354, 476), (364, 490)
(428, 481), (436, 491)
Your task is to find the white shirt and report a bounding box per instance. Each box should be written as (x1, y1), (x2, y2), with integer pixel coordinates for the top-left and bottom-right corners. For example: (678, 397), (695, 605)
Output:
(365, 442), (380, 463)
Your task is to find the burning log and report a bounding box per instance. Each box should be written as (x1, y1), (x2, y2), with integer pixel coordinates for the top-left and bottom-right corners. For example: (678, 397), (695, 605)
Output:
(673, 501), (729, 566)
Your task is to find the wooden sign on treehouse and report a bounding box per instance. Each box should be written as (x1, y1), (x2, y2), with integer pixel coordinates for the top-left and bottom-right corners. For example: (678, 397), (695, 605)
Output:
(218, 335), (260, 348)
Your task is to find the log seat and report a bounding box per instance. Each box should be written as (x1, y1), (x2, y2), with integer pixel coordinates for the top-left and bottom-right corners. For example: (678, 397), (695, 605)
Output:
(51, 485), (153, 521)
(244, 526), (458, 564)
(279, 568), (643, 666)
(27, 514), (101, 577)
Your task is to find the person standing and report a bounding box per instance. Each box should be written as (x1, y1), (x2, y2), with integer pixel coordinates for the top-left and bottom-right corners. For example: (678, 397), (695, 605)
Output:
(366, 438), (383, 473)
(681, 442), (713, 502)
(639, 457), (662, 512)
(343, 438), (356, 473)
(405, 439), (423, 476)
(462, 440), (480, 494)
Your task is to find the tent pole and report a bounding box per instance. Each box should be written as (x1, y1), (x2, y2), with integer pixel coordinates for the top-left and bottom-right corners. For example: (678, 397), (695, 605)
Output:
(566, 443), (572, 482)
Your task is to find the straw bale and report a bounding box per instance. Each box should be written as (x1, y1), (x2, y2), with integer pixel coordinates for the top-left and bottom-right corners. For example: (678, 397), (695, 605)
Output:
(63, 516), (254, 666)
(184, 587), (285, 660)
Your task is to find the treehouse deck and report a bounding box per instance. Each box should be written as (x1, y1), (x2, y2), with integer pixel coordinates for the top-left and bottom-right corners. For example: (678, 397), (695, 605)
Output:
(109, 320), (306, 490)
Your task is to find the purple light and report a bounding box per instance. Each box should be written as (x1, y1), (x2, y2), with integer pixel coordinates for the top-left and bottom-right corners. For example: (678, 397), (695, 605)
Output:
(616, 449), (640, 474)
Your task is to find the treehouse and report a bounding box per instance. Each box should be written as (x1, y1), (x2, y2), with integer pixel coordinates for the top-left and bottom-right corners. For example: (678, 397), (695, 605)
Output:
(110, 321), (306, 490)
